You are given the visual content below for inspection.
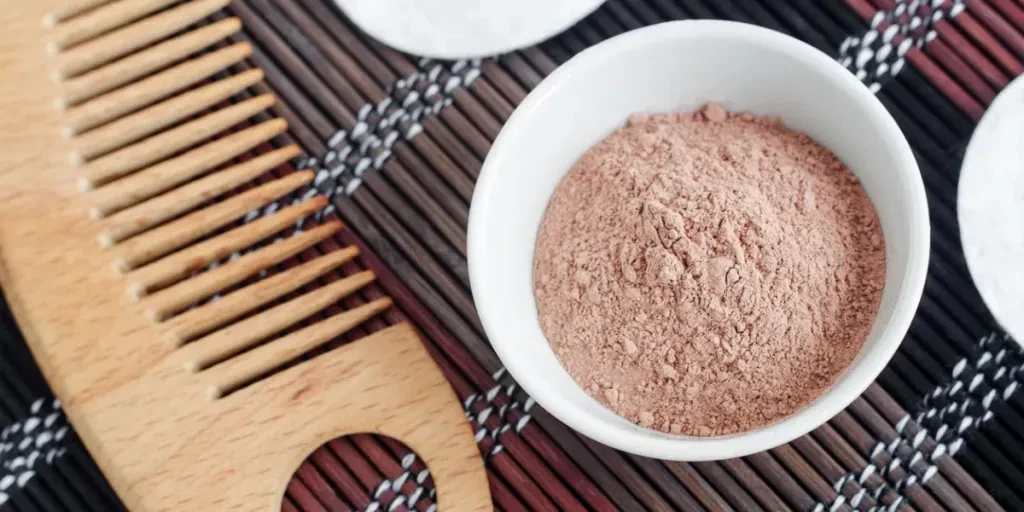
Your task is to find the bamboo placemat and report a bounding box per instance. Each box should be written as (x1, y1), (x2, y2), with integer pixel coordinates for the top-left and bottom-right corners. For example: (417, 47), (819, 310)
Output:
(2, 0), (1023, 510)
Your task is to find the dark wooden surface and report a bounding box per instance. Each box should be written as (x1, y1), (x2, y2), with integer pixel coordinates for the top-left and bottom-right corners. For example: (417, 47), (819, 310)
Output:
(2, 0), (1023, 510)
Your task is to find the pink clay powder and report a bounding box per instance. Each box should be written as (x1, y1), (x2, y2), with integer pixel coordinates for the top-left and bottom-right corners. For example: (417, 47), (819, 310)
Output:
(533, 104), (885, 436)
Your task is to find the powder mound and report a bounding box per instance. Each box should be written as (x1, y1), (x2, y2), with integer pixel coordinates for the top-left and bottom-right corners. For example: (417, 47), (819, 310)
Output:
(533, 104), (886, 436)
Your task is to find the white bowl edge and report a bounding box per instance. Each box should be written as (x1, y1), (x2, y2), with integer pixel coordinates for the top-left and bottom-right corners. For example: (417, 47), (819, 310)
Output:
(469, 20), (929, 461)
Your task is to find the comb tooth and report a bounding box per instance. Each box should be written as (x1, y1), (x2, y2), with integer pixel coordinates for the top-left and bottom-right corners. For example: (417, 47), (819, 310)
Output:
(199, 288), (387, 390)
(113, 182), (319, 278)
(204, 297), (391, 397)
(57, 19), (242, 108)
(83, 98), (278, 189)
(63, 42), (253, 135)
(139, 220), (342, 319)
(43, 0), (113, 27)
(84, 105), (280, 192)
(87, 110), (283, 218)
(99, 145), (301, 244)
(123, 196), (326, 294)
(47, 0), (178, 53)
(184, 269), (375, 359)
(166, 247), (359, 346)
(114, 173), (318, 273)
(54, 0), (232, 79)
(74, 69), (264, 160)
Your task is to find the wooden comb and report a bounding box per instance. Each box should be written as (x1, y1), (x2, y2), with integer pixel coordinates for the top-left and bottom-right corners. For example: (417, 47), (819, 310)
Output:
(0, 1), (490, 510)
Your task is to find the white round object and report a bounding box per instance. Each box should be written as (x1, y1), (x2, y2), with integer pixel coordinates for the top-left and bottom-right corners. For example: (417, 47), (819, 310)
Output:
(468, 21), (929, 461)
(958, 74), (1024, 346)
(334, 0), (606, 59)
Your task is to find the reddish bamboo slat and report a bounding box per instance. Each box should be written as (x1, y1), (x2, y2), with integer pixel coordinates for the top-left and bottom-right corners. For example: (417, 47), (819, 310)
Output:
(286, 479), (330, 512)
(625, 456), (703, 511)
(972, 0), (1024, 52)
(281, 497), (301, 512)
(933, 19), (1011, 88)
(865, 0), (998, 103)
(294, 463), (354, 511)
(770, 445), (852, 511)
(749, 451), (819, 510)
(661, 460), (735, 511)
(840, 0), (984, 118)
(987, 0), (1024, 30)
(690, 460), (766, 511)
(718, 458), (794, 511)
(953, 10), (1024, 75)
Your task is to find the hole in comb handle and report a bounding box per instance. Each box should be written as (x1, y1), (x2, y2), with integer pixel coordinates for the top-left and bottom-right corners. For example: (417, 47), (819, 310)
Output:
(259, 324), (491, 511)
(283, 434), (437, 512)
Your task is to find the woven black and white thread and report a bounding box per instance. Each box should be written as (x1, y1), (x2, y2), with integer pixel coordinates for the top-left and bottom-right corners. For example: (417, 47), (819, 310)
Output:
(299, 57), (482, 200)
(2, 3), (1014, 510)
(837, 0), (966, 93)
(361, 367), (534, 512)
(0, 399), (69, 506)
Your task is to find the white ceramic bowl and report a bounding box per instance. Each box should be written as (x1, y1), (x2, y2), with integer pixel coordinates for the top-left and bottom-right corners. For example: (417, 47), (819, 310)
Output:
(468, 20), (929, 461)
(334, 0), (605, 59)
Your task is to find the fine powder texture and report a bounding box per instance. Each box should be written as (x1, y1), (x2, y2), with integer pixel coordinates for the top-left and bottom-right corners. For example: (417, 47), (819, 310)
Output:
(533, 105), (886, 436)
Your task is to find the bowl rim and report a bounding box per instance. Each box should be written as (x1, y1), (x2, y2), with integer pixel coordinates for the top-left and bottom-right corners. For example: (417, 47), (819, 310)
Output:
(468, 19), (929, 460)
(333, 0), (606, 60)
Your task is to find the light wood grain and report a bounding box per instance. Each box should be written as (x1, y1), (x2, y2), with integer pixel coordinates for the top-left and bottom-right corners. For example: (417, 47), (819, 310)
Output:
(121, 194), (326, 293)
(73, 68), (264, 160)
(166, 246), (359, 346)
(1, 4), (491, 511)
(113, 172), (317, 273)
(53, 0), (231, 79)
(187, 271), (379, 374)
(57, 18), (242, 108)
(138, 221), (342, 317)
(43, 0), (112, 27)
(87, 108), (283, 217)
(206, 297), (392, 398)
(47, 0), (178, 52)
(99, 145), (301, 245)
(63, 42), (253, 135)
